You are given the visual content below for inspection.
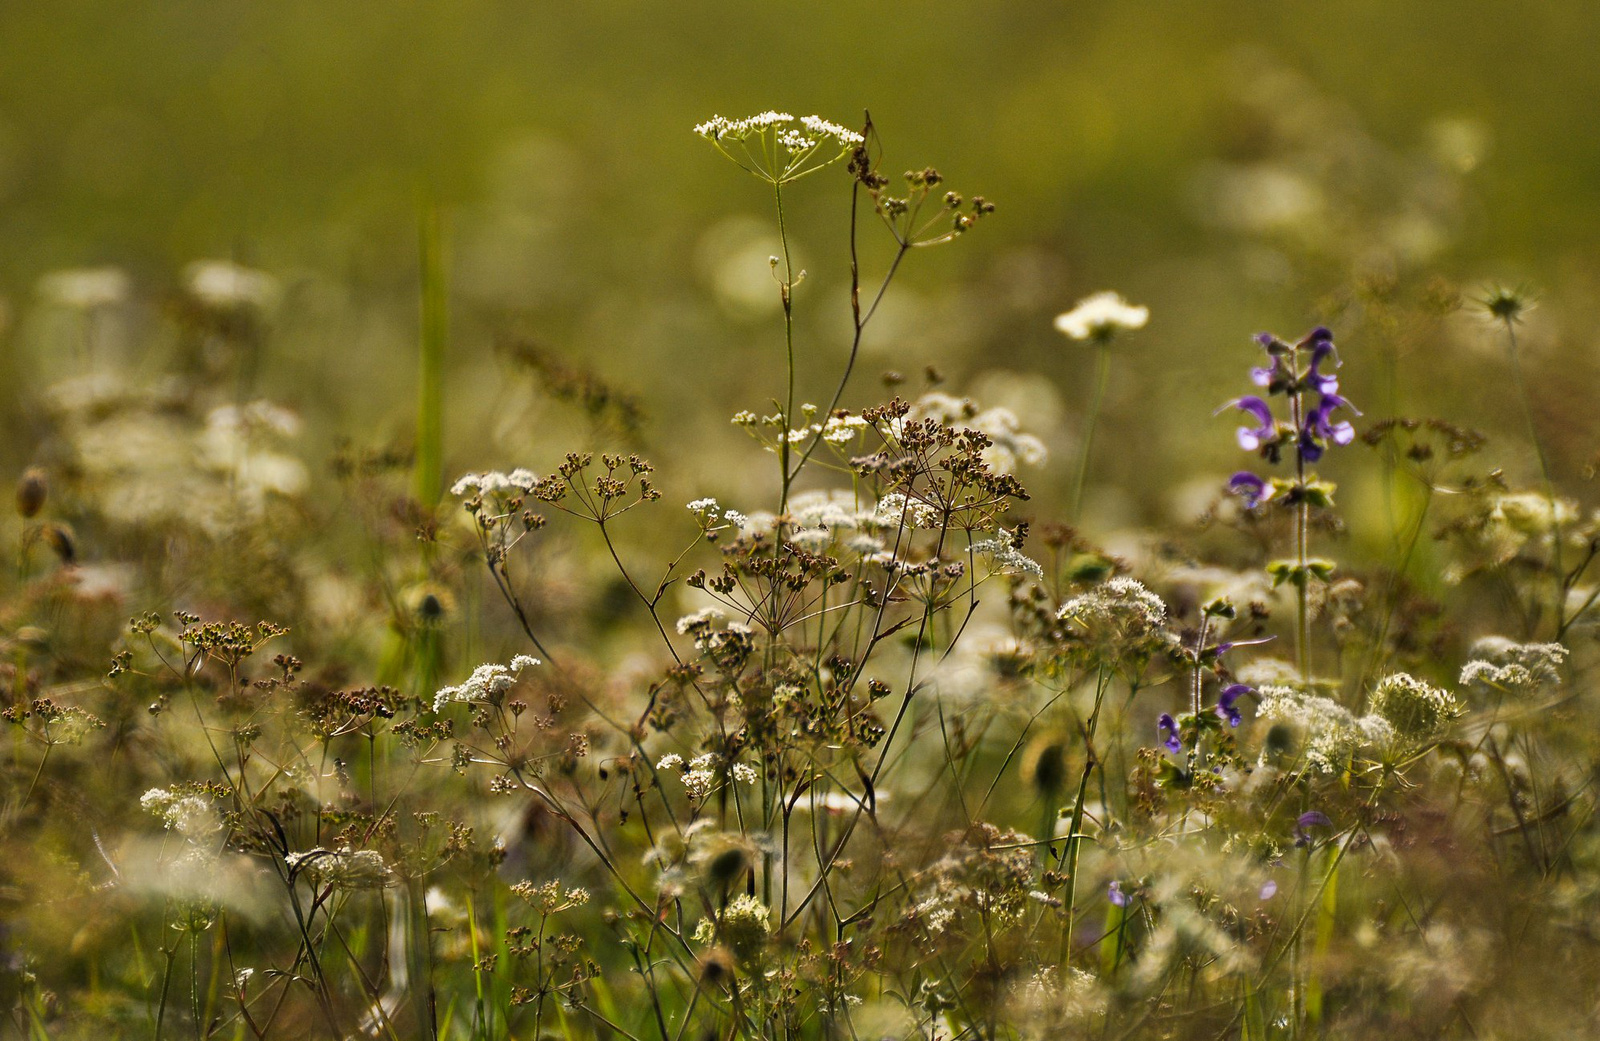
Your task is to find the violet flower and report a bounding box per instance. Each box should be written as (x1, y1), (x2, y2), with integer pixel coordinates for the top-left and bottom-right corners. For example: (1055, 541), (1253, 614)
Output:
(1306, 330), (1340, 394)
(1226, 396), (1277, 451)
(1157, 713), (1182, 754)
(1216, 683), (1252, 727)
(1293, 810), (1333, 847)
(1229, 471), (1267, 509)
(1108, 881), (1129, 907)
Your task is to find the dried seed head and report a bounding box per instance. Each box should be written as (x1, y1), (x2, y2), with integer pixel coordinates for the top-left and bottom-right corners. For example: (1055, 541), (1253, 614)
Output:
(698, 946), (735, 987)
(1024, 733), (1070, 796)
(702, 842), (752, 890)
(42, 524), (75, 565)
(15, 468), (46, 518)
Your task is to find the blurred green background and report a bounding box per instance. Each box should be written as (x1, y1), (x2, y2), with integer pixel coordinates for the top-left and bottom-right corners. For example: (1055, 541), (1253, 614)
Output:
(4, 0), (1600, 529)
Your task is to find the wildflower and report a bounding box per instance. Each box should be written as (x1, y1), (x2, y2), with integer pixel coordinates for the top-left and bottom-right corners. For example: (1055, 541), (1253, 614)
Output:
(432, 656), (539, 712)
(1293, 810), (1332, 847)
(1367, 672), (1462, 741)
(1108, 881), (1130, 906)
(286, 847), (395, 889)
(1059, 577), (1168, 636)
(675, 607), (727, 635)
(1216, 683), (1252, 727)
(656, 753), (684, 771)
(693, 111), (861, 183)
(184, 260), (280, 312)
(1157, 714), (1182, 754)
(142, 788), (221, 838)
(1305, 333), (1340, 393)
(1459, 637), (1567, 694)
(1298, 393), (1359, 462)
(1228, 471), (1268, 509)
(1053, 291), (1149, 342)
(449, 469), (539, 496)
(38, 267), (129, 310)
(731, 762), (759, 785)
(1225, 396), (1279, 452)
(820, 412), (868, 445)
(1256, 686), (1393, 773)
(970, 530), (1045, 581)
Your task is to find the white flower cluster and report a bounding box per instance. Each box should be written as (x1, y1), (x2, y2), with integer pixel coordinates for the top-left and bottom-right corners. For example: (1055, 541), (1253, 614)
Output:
(657, 752), (758, 803)
(874, 492), (942, 529)
(450, 469), (539, 497)
(1053, 291), (1149, 341)
(971, 406), (1047, 475)
(693, 111), (862, 149)
(432, 655), (540, 712)
(821, 413), (869, 445)
(1058, 577), (1168, 634)
(1367, 672), (1462, 741)
(1256, 686), (1394, 773)
(675, 607), (727, 635)
(142, 787), (222, 839)
(969, 530), (1045, 581)
(285, 847), (394, 890)
(1491, 492), (1578, 537)
(1459, 637), (1567, 696)
(685, 497), (750, 533)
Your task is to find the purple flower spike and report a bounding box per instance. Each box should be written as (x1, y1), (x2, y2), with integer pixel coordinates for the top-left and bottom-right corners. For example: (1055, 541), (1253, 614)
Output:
(1229, 471), (1267, 508)
(1294, 810), (1333, 846)
(1226, 396), (1277, 451)
(1157, 713), (1182, 754)
(1216, 683), (1252, 727)
(1108, 881), (1129, 907)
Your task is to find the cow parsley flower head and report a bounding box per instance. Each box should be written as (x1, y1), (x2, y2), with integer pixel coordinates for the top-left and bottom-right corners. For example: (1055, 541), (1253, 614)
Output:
(694, 111), (862, 184)
(450, 469), (539, 496)
(1367, 672), (1462, 741)
(969, 530), (1044, 581)
(1058, 577), (1168, 635)
(1054, 291), (1149, 342)
(1256, 686), (1393, 772)
(1459, 637), (1567, 695)
(432, 655), (540, 712)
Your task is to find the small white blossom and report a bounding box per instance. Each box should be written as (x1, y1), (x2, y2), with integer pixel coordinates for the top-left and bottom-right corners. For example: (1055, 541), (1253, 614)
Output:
(185, 260), (280, 312)
(1053, 291), (1149, 341)
(38, 267), (130, 309)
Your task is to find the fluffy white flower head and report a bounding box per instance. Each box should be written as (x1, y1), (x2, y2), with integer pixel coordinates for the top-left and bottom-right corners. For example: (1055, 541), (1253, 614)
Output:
(1054, 291), (1149, 341)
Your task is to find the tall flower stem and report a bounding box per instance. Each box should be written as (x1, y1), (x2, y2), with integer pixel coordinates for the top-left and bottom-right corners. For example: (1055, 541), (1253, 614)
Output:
(774, 178), (797, 521)
(1058, 666), (1110, 969)
(1071, 342), (1112, 524)
(1291, 385), (1311, 682)
(1502, 317), (1564, 633)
